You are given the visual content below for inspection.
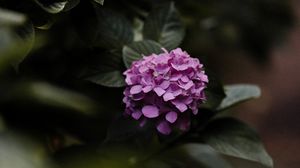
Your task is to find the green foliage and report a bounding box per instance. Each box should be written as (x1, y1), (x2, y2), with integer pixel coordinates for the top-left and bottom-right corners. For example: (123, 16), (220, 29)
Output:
(200, 118), (273, 167)
(217, 84), (261, 111)
(0, 0), (280, 167)
(143, 2), (185, 50)
(123, 40), (163, 68)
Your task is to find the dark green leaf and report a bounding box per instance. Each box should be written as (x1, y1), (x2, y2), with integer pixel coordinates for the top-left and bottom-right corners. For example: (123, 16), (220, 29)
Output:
(217, 84), (261, 111)
(93, 0), (104, 5)
(63, 0), (80, 12)
(164, 143), (232, 168)
(93, 7), (133, 49)
(122, 40), (163, 68)
(143, 2), (185, 50)
(80, 50), (125, 87)
(223, 155), (270, 168)
(200, 118), (273, 167)
(85, 71), (125, 87)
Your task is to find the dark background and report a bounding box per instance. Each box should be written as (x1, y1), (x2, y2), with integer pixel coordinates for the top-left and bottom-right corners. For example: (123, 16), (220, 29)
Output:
(210, 0), (300, 167)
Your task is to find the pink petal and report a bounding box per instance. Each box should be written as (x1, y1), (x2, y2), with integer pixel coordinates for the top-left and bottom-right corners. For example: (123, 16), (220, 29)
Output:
(192, 108), (198, 115)
(163, 93), (175, 101)
(153, 87), (166, 96)
(130, 85), (143, 94)
(142, 86), (153, 93)
(172, 101), (188, 112)
(142, 105), (159, 118)
(131, 111), (142, 120)
(182, 81), (194, 90)
(165, 112), (178, 123)
(156, 121), (171, 135)
(181, 76), (189, 82)
(159, 81), (170, 89)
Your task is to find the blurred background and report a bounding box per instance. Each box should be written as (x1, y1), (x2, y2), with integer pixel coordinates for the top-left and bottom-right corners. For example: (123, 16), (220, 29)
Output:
(204, 0), (300, 167)
(0, 0), (300, 167)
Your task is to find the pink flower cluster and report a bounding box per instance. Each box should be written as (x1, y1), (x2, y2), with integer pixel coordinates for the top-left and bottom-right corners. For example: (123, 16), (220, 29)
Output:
(123, 48), (208, 135)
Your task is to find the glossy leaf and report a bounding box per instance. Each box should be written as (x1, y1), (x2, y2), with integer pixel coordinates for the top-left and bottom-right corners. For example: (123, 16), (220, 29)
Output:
(80, 50), (125, 87)
(164, 143), (232, 168)
(93, 0), (104, 5)
(34, 0), (68, 14)
(200, 118), (273, 167)
(217, 84), (261, 111)
(143, 2), (185, 50)
(122, 40), (163, 68)
(85, 71), (125, 87)
(63, 0), (80, 12)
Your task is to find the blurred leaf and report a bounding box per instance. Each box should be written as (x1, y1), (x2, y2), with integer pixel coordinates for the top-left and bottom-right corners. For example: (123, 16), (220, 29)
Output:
(164, 143), (232, 168)
(11, 21), (35, 70)
(34, 0), (68, 14)
(217, 84), (261, 111)
(200, 117), (273, 167)
(0, 20), (34, 72)
(0, 132), (53, 168)
(85, 71), (125, 87)
(201, 71), (226, 110)
(122, 40), (163, 68)
(63, 0), (80, 12)
(143, 2), (185, 50)
(133, 18), (144, 41)
(13, 82), (97, 115)
(80, 50), (125, 87)
(93, 0), (104, 5)
(0, 8), (26, 26)
(0, 115), (6, 132)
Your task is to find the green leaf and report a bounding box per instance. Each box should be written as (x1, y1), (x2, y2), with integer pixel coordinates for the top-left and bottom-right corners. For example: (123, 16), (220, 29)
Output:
(122, 40), (163, 68)
(80, 50), (125, 87)
(34, 0), (68, 14)
(165, 143), (232, 168)
(85, 71), (125, 87)
(63, 0), (80, 12)
(200, 118), (273, 167)
(93, 7), (133, 49)
(93, 0), (104, 5)
(143, 2), (185, 50)
(217, 84), (261, 111)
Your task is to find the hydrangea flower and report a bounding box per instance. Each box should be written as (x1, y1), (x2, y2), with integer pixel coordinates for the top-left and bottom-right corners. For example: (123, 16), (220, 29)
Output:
(123, 48), (208, 135)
